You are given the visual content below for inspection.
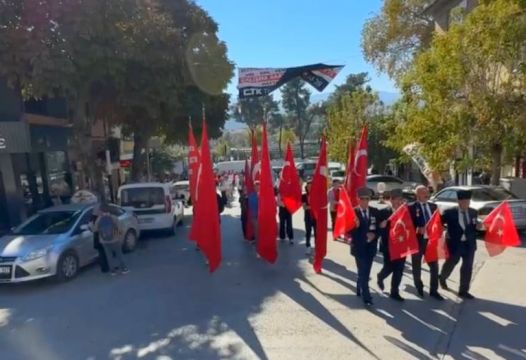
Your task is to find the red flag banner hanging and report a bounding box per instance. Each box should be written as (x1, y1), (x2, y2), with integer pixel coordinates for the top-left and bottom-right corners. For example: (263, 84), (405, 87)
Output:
(482, 201), (521, 257)
(193, 121), (222, 272)
(424, 210), (449, 263)
(243, 159), (255, 241)
(388, 204), (419, 261)
(257, 123), (278, 263)
(279, 143), (302, 214)
(250, 130), (260, 184)
(333, 187), (357, 239)
(188, 122), (200, 203)
(344, 142), (355, 197)
(350, 126), (368, 206)
(310, 136), (328, 273)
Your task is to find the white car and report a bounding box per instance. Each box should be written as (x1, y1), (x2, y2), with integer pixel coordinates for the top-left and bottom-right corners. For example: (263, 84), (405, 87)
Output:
(367, 175), (415, 196)
(172, 180), (191, 207)
(118, 183), (184, 234)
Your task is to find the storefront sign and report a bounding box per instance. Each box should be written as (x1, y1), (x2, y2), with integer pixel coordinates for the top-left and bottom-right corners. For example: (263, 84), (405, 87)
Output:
(0, 122), (31, 153)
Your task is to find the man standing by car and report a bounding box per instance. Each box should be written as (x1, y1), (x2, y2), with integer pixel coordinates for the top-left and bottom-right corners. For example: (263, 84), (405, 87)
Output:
(409, 185), (443, 300)
(439, 190), (478, 299)
(95, 203), (129, 275)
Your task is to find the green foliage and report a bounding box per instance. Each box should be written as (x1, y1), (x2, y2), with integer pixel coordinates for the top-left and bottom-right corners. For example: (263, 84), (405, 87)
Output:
(387, 0), (526, 182)
(361, 0), (434, 80)
(276, 128), (297, 150)
(231, 95), (280, 130)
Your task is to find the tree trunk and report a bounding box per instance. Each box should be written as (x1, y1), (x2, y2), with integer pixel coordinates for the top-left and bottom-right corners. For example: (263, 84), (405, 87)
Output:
(299, 137), (305, 159)
(131, 132), (147, 182)
(490, 143), (503, 185)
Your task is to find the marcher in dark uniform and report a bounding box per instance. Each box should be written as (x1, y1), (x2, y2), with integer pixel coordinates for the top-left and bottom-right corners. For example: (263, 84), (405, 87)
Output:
(350, 187), (380, 306)
(440, 190), (478, 299)
(239, 187), (249, 239)
(377, 189), (407, 301)
(408, 185), (444, 300)
(277, 190), (294, 245)
(302, 181), (316, 255)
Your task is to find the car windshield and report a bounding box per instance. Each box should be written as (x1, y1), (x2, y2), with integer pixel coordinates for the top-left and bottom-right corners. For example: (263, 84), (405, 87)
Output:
(121, 187), (165, 208)
(13, 211), (82, 235)
(332, 171), (345, 177)
(472, 188), (518, 201)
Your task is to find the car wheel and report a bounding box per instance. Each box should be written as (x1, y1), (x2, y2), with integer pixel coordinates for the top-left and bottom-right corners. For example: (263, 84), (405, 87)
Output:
(168, 218), (177, 235)
(56, 251), (79, 282)
(122, 230), (138, 253)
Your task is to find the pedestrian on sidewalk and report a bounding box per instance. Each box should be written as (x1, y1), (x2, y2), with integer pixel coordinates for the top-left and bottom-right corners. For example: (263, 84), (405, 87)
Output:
(302, 180), (316, 255)
(277, 190), (294, 245)
(328, 179), (341, 230)
(94, 203), (129, 275)
(377, 189), (406, 301)
(351, 187), (380, 306)
(439, 190), (478, 300)
(90, 206), (109, 273)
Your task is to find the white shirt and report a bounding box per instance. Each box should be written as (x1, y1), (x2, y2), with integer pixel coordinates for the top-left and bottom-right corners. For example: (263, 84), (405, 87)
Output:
(458, 208), (470, 242)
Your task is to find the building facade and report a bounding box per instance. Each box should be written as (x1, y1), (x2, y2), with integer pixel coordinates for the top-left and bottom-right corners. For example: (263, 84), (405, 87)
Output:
(0, 79), (73, 234)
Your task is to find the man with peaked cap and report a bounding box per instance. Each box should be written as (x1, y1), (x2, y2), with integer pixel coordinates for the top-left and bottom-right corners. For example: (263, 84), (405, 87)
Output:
(439, 189), (478, 300)
(409, 185), (443, 300)
(351, 187), (381, 306)
(377, 188), (407, 301)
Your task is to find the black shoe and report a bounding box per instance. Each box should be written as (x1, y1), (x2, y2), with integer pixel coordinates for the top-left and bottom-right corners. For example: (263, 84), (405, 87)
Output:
(439, 278), (449, 291)
(364, 299), (374, 306)
(459, 292), (475, 300)
(289, 239), (294, 245)
(430, 291), (445, 301)
(377, 275), (385, 291)
(389, 293), (405, 302)
(417, 287), (425, 298)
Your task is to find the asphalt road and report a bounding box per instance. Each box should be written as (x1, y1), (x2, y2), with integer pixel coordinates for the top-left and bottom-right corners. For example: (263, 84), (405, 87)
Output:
(1, 201), (525, 360)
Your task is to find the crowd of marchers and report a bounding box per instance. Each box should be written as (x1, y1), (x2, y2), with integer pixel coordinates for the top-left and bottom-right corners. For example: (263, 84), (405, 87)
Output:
(235, 175), (479, 307)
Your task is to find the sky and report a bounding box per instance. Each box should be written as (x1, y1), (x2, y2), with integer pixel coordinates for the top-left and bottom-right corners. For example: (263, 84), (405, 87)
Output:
(195, 0), (398, 99)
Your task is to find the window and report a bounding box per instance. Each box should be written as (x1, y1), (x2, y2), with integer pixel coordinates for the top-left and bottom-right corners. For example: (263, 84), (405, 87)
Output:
(120, 187), (165, 208)
(109, 205), (125, 217)
(436, 190), (457, 201)
(472, 188), (518, 201)
(13, 210), (83, 235)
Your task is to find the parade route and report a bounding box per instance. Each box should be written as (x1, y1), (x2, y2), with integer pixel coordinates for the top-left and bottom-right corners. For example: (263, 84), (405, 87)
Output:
(1, 201), (525, 360)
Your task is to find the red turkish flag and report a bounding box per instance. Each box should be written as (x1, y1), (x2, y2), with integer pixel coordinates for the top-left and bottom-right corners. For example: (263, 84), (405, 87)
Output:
(192, 121), (222, 272)
(278, 143), (302, 214)
(243, 159), (255, 241)
(424, 210), (449, 263)
(310, 136), (328, 273)
(333, 187), (357, 239)
(257, 123), (278, 263)
(188, 122), (200, 205)
(250, 129), (260, 184)
(350, 126), (368, 206)
(483, 201), (521, 257)
(344, 143), (355, 196)
(388, 204), (419, 261)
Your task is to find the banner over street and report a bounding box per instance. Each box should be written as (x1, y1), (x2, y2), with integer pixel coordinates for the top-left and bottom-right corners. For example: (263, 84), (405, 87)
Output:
(238, 63), (343, 98)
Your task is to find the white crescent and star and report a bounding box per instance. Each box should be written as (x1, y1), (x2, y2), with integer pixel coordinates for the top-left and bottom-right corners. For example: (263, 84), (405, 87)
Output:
(489, 212), (506, 237)
(337, 199), (346, 219)
(353, 149), (367, 177)
(280, 161), (291, 183)
(252, 162), (261, 181)
(393, 219), (410, 243)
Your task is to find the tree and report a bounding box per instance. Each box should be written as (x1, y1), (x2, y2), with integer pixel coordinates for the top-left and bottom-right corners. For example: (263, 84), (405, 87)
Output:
(387, 0), (526, 184)
(275, 128), (297, 150)
(326, 88), (384, 163)
(361, 0), (434, 80)
(281, 79), (314, 158)
(231, 95), (280, 130)
(327, 72), (370, 104)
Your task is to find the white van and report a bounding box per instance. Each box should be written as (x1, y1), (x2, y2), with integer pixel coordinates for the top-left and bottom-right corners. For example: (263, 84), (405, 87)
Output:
(117, 182), (184, 234)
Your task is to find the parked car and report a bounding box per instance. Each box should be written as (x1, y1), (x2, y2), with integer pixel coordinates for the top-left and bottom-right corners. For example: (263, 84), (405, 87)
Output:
(367, 175), (415, 196)
(430, 185), (526, 229)
(0, 203), (140, 283)
(118, 182), (184, 234)
(330, 170), (345, 182)
(172, 180), (191, 207)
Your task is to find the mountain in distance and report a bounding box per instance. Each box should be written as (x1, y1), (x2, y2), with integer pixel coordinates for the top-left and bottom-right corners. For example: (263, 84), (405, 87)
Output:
(224, 91), (400, 131)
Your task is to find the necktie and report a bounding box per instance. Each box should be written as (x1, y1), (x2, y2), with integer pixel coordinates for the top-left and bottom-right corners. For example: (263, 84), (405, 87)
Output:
(464, 211), (470, 233)
(362, 209), (368, 221)
(422, 203), (430, 223)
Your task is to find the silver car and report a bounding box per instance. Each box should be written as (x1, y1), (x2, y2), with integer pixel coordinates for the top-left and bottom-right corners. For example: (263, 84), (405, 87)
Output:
(431, 185), (526, 229)
(0, 203), (140, 283)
